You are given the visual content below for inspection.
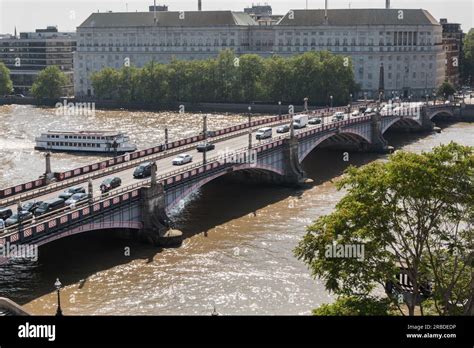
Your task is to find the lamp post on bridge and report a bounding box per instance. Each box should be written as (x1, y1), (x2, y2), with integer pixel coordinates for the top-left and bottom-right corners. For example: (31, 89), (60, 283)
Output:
(349, 93), (352, 113)
(55, 278), (63, 316)
(303, 97), (309, 112)
(164, 127), (169, 150)
(202, 114), (208, 165)
(330, 95), (333, 108)
(248, 106), (252, 151)
(278, 101), (282, 119)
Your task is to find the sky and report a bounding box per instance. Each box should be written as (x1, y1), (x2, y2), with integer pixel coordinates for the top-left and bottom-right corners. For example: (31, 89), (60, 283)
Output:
(0, 0), (473, 34)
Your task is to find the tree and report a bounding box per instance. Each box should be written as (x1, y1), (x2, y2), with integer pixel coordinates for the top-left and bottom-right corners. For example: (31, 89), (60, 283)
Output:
(31, 66), (69, 99)
(238, 54), (264, 102)
(313, 296), (397, 316)
(437, 80), (456, 98)
(0, 62), (13, 95)
(462, 28), (474, 85)
(295, 142), (473, 316)
(91, 67), (120, 100)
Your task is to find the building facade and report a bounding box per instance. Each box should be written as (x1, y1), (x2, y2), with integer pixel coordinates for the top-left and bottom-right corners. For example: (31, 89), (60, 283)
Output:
(75, 8), (446, 99)
(440, 18), (463, 87)
(0, 26), (76, 94)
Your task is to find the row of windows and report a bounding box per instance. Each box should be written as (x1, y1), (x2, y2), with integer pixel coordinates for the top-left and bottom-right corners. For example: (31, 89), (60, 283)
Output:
(47, 142), (102, 148)
(47, 134), (110, 140)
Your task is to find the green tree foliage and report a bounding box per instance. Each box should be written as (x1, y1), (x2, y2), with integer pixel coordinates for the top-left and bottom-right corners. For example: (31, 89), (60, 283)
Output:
(437, 80), (456, 97)
(0, 62), (13, 95)
(462, 28), (474, 85)
(313, 296), (397, 316)
(31, 66), (69, 99)
(89, 50), (357, 105)
(295, 143), (473, 316)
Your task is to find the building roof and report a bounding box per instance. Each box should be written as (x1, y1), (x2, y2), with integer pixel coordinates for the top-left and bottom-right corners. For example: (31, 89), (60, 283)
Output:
(277, 9), (440, 26)
(79, 11), (258, 28)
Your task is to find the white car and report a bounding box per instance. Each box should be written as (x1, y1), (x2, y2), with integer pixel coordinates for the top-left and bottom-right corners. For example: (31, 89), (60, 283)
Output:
(172, 154), (193, 165)
(351, 110), (360, 117)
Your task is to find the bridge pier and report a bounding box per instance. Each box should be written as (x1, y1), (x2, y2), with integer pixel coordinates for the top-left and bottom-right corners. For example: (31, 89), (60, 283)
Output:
(139, 163), (183, 247)
(278, 137), (308, 186)
(362, 112), (392, 153)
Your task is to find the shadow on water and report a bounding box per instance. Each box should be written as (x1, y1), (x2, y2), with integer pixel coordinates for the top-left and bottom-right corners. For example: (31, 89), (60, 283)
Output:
(0, 127), (446, 305)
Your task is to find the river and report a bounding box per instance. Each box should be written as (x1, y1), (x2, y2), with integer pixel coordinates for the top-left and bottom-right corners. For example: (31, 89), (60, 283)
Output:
(0, 104), (472, 315)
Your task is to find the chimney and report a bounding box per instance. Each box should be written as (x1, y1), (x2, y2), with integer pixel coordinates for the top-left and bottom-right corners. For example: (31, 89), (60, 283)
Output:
(198, 0), (202, 11)
(385, 0), (390, 9)
(324, 0), (328, 24)
(153, 0), (157, 23)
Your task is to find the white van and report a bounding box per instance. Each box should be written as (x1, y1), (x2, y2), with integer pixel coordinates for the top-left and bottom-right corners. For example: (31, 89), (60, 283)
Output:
(255, 127), (273, 140)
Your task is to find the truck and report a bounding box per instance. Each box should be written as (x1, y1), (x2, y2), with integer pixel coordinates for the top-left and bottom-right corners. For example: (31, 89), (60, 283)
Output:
(292, 114), (308, 129)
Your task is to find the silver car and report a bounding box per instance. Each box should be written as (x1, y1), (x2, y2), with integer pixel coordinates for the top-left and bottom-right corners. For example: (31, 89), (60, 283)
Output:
(172, 154), (193, 165)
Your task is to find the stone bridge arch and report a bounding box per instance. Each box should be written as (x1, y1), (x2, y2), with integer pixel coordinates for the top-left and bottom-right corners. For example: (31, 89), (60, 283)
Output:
(165, 164), (285, 213)
(381, 116), (423, 134)
(299, 130), (372, 162)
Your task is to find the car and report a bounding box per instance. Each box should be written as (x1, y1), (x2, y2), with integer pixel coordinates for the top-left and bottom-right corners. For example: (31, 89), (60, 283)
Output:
(351, 110), (360, 118)
(5, 211), (33, 227)
(58, 186), (86, 200)
(0, 207), (13, 220)
(332, 112), (345, 122)
(172, 154), (193, 165)
(100, 177), (122, 193)
(34, 198), (65, 216)
(276, 125), (290, 133)
(444, 100), (451, 105)
(133, 162), (153, 178)
(308, 117), (322, 125)
(255, 127), (273, 140)
(364, 107), (374, 115)
(196, 142), (216, 152)
(21, 201), (43, 214)
(65, 193), (89, 206)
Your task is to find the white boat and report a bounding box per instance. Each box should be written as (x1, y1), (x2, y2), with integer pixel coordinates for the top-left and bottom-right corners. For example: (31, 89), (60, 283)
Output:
(35, 130), (137, 154)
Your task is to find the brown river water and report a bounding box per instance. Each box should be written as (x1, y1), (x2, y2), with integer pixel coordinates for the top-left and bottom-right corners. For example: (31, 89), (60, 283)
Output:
(0, 104), (473, 315)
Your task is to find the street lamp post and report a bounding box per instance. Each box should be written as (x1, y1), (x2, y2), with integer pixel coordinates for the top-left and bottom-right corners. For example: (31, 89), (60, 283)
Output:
(55, 278), (63, 316)
(349, 93), (352, 113)
(304, 97), (309, 112)
(202, 114), (208, 165)
(330, 95), (333, 108)
(164, 127), (169, 150)
(248, 106), (252, 150)
(278, 101), (282, 119)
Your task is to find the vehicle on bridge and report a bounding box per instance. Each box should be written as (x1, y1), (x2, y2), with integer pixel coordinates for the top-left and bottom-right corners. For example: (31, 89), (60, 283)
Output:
(100, 177), (122, 193)
(196, 142), (216, 153)
(351, 110), (360, 117)
(292, 115), (308, 129)
(276, 125), (290, 133)
(172, 154), (193, 166)
(133, 162), (153, 178)
(0, 208), (13, 221)
(65, 193), (89, 206)
(58, 186), (86, 200)
(34, 198), (65, 216)
(255, 127), (273, 140)
(21, 201), (42, 214)
(308, 117), (322, 125)
(332, 112), (345, 122)
(35, 130), (137, 154)
(5, 211), (33, 227)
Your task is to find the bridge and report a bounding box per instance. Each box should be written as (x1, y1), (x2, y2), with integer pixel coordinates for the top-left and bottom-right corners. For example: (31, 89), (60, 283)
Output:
(0, 103), (458, 255)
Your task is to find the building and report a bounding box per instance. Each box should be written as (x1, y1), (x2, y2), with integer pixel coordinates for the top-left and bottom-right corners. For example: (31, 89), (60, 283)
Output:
(0, 26), (76, 95)
(74, 7), (446, 99)
(440, 18), (463, 87)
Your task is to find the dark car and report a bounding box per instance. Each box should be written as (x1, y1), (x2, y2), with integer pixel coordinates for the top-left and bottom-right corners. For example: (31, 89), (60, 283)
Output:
(196, 143), (215, 152)
(34, 198), (65, 216)
(58, 186), (86, 200)
(5, 211), (33, 227)
(65, 193), (89, 206)
(0, 207), (13, 220)
(100, 177), (122, 193)
(308, 117), (322, 125)
(22, 201), (43, 213)
(133, 162), (152, 178)
(276, 125), (290, 133)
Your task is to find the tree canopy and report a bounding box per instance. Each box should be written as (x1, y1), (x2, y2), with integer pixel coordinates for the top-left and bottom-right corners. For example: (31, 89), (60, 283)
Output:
(90, 50), (358, 105)
(31, 66), (69, 99)
(0, 62), (13, 95)
(437, 80), (456, 97)
(295, 142), (473, 316)
(462, 28), (474, 85)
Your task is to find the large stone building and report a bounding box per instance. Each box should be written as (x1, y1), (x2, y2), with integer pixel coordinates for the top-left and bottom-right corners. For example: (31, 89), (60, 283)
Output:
(440, 18), (463, 87)
(74, 7), (446, 99)
(0, 26), (76, 95)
